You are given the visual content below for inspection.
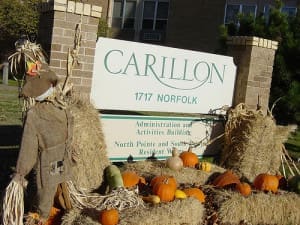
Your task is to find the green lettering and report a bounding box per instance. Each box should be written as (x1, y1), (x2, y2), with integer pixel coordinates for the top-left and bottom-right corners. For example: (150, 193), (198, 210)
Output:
(194, 61), (210, 83)
(104, 50), (123, 74)
(123, 53), (141, 75)
(144, 54), (157, 76)
(210, 63), (225, 83)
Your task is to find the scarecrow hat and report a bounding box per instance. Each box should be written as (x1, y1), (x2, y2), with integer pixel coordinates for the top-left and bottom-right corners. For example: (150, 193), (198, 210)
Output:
(21, 62), (59, 98)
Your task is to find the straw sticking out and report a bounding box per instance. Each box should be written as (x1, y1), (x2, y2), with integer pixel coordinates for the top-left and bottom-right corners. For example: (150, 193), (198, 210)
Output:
(2, 180), (25, 225)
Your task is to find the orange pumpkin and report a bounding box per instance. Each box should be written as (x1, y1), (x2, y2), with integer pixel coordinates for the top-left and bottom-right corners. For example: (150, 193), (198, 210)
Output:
(235, 182), (252, 197)
(150, 175), (177, 191)
(99, 208), (119, 225)
(212, 170), (241, 188)
(179, 147), (199, 167)
(253, 173), (279, 193)
(44, 207), (63, 225)
(121, 171), (145, 188)
(183, 188), (206, 203)
(152, 180), (176, 202)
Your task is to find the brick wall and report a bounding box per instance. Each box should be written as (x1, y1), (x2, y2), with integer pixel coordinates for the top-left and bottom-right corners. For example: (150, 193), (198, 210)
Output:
(38, 0), (103, 97)
(227, 36), (278, 113)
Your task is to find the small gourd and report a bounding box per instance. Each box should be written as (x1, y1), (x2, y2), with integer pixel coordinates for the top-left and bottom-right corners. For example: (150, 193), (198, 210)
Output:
(253, 173), (279, 193)
(179, 146), (199, 168)
(142, 195), (161, 204)
(198, 161), (212, 172)
(105, 165), (124, 190)
(99, 208), (119, 225)
(166, 148), (183, 171)
(174, 189), (187, 199)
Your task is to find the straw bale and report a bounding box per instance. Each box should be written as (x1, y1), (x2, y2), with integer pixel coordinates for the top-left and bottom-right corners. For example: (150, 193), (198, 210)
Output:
(217, 191), (300, 225)
(220, 103), (288, 181)
(122, 160), (225, 185)
(119, 198), (204, 225)
(62, 198), (205, 225)
(68, 96), (110, 189)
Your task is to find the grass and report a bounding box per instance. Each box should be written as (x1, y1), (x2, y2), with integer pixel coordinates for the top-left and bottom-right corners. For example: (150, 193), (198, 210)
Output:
(0, 81), (22, 125)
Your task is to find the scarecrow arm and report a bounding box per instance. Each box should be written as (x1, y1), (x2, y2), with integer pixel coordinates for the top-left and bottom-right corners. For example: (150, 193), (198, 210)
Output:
(15, 111), (39, 177)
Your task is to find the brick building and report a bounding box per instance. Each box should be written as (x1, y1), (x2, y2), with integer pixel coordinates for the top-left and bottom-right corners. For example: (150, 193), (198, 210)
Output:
(35, 0), (295, 111)
(105, 0), (298, 53)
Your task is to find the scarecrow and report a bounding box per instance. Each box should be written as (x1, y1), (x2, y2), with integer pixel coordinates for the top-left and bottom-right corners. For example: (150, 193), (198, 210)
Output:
(2, 37), (74, 225)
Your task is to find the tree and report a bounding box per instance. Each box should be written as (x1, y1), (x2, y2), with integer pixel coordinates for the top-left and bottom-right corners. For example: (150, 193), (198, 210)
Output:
(218, 0), (300, 124)
(0, 0), (41, 61)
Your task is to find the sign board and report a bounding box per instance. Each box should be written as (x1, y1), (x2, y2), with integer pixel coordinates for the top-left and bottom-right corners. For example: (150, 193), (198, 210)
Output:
(91, 37), (236, 114)
(101, 114), (222, 162)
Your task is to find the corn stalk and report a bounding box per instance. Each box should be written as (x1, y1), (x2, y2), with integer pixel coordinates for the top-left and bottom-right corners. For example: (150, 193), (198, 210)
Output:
(62, 13), (83, 94)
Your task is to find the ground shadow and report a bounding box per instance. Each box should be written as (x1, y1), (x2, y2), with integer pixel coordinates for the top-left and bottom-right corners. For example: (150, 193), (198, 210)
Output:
(0, 125), (22, 193)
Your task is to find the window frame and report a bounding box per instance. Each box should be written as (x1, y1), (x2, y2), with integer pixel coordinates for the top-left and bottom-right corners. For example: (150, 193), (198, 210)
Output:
(112, 0), (137, 29)
(281, 6), (297, 17)
(224, 3), (257, 24)
(142, 0), (169, 31)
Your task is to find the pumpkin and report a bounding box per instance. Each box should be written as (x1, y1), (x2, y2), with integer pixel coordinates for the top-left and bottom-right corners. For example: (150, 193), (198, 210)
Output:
(183, 187), (205, 203)
(99, 208), (119, 225)
(166, 147), (183, 171)
(44, 207), (63, 225)
(198, 161), (212, 172)
(235, 182), (252, 197)
(152, 180), (176, 202)
(212, 170), (240, 188)
(179, 147), (199, 167)
(150, 175), (177, 191)
(253, 173), (279, 193)
(121, 171), (145, 188)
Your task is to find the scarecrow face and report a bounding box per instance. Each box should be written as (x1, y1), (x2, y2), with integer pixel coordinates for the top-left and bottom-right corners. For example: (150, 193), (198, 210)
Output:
(21, 62), (58, 98)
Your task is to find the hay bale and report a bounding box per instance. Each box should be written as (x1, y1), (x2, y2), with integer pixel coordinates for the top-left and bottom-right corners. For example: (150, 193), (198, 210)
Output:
(122, 160), (225, 185)
(120, 198), (204, 225)
(217, 191), (300, 225)
(62, 198), (205, 225)
(220, 103), (288, 181)
(69, 96), (110, 189)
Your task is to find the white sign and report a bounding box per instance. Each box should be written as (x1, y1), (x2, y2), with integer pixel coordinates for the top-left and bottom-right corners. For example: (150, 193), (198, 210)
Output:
(101, 114), (222, 162)
(91, 38), (237, 114)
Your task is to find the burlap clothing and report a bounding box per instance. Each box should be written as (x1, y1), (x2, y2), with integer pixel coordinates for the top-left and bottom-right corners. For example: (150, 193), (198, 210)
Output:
(15, 102), (73, 218)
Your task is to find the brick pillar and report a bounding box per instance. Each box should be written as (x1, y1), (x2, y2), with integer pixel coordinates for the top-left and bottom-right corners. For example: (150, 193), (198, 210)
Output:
(226, 36), (278, 114)
(38, 0), (103, 97)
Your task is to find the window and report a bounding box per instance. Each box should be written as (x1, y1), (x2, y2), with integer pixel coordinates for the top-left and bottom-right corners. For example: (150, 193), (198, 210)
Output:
(142, 0), (169, 31)
(224, 4), (257, 24)
(281, 7), (297, 17)
(112, 0), (137, 29)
